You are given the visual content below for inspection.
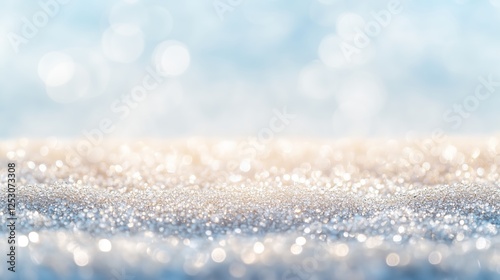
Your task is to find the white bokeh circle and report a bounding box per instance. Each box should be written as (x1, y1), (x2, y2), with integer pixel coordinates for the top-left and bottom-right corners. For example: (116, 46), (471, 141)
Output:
(144, 6), (174, 40)
(38, 52), (75, 87)
(298, 61), (337, 99)
(336, 13), (366, 40)
(153, 41), (191, 77)
(318, 34), (348, 68)
(38, 49), (111, 103)
(102, 24), (144, 63)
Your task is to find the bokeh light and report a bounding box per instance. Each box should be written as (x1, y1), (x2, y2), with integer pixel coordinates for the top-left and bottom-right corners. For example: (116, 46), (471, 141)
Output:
(1, 0), (500, 136)
(102, 24), (144, 63)
(153, 40), (190, 77)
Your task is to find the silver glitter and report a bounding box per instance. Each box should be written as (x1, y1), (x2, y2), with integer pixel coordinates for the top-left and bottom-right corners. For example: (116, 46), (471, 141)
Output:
(0, 138), (499, 279)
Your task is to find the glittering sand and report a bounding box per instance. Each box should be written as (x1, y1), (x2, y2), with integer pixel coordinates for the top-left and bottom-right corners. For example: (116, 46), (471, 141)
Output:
(0, 138), (499, 279)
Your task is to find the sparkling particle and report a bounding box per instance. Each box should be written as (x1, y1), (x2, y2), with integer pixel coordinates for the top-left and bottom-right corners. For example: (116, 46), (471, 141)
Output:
(18, 235), (29, 247)
(428, 251), (442, 265)
(253, 242), (265, 254)
(476, 237), (489, 250)
(296, 236), (307, 246)
(211, 248), (226, 263)
(386, 253), (400, 266)
(357, 234), (367, 242)
(73, 248), (89, 267)
(98, 239), (112, 252)
(393, 235), (402, 243)
(29, 232), (40, 243)
(334, 244), (349, 257)
(290, 244), (303, 255)
(239, 161), (251, 172)
(39, 164), (47, 173)
(156, 250), (171, 264)
(0, 139), (498, 279)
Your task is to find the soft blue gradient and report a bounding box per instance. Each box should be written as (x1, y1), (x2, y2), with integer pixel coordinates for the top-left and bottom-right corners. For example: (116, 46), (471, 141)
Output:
(1, 0), (500, 138)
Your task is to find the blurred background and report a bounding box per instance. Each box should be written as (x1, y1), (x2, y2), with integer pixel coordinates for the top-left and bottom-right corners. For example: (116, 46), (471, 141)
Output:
(1, 0), (500, 139)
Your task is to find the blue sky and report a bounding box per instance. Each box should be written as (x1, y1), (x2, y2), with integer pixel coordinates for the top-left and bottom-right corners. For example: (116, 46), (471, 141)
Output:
(1, 0), (500, 138)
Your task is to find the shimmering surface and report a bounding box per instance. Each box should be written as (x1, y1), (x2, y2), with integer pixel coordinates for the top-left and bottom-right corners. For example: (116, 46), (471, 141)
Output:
(0, 138), (499, 279)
